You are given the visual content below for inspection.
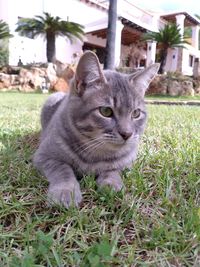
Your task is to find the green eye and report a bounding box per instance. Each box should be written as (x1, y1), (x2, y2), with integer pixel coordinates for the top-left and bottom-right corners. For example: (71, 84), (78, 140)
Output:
(132, 108), (141, 119)
(99, 107), (113, 117)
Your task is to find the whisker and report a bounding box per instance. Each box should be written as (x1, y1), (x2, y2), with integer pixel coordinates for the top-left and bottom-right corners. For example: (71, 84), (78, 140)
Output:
(74, 137), (103, 153)
(83, 140), (105, 156)
(79, 140), (102, 154)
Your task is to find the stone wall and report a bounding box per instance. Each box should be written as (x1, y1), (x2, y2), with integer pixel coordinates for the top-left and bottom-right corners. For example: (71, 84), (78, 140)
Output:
(117, 66), (200, 96)
(148, 72), (200, 96)
(0, 61), (75, 93)
(1, 64), (200, 96)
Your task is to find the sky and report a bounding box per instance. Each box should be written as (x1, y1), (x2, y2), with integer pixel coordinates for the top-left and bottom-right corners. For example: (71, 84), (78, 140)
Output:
(132, 0), (199, 15)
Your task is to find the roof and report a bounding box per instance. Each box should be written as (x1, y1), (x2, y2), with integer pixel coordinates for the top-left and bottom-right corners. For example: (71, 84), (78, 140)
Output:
(81, 1), (200, 27)
(87, 21), (147, 46)
(161, 12), (200, 26)
(79, 0), (108, 11)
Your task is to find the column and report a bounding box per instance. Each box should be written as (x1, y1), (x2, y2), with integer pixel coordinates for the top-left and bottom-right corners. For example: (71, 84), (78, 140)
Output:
(193, 58), (200, 77)
(175, 14), (186, 73)
(146, 40), (157, 66)
(192, 25), (200, 50)
(114, 20), (124, 67)
(175, 14), (185, 39)
(171, 48), (178, 71)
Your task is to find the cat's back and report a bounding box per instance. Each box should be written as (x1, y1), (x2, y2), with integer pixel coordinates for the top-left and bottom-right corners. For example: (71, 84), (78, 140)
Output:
(41, 92), (68, 130)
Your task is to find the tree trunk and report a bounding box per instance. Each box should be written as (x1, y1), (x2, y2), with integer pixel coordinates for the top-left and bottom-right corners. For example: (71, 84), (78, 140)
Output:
(159, 48), (168, 74)
(46, 32), (56, 63)
(104, 0), (117, 70)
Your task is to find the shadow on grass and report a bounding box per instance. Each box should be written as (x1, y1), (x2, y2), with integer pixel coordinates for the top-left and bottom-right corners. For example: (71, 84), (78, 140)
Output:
(17, 131), (41, 152)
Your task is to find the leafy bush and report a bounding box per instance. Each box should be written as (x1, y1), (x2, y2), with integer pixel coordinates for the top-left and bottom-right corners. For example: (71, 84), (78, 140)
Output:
(0, 47), (9, 65)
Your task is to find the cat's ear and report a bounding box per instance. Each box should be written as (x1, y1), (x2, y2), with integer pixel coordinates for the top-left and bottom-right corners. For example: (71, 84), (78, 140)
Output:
(72, 51), (106, 96)
(129, 63), (160, 97)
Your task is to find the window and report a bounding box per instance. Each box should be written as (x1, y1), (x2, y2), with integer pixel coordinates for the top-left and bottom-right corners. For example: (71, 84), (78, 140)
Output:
(189, 55), (194, 67)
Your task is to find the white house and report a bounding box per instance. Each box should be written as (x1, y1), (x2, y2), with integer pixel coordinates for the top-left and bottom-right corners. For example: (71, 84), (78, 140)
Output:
(0, 0), (200, 75)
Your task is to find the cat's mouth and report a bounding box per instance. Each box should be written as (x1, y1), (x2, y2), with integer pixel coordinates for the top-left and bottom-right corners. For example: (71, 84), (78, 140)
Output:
(76, 134), (139, 156)
(75, 137), (139, 161)
(103, 133), (139, 148)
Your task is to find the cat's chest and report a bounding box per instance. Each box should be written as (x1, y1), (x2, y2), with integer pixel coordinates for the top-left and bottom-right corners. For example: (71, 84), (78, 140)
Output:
(68, 146), (137, 176)
(55, 135), (138, 175)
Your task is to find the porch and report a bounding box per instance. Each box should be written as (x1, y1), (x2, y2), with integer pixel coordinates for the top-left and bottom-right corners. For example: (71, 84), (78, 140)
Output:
(85, 17), (156, 69)
(84, 7), (200, 75)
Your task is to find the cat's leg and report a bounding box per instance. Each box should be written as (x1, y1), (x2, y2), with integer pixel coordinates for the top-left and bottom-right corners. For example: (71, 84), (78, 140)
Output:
(35, 158), (82, 208)
(96, 171), (124, 191)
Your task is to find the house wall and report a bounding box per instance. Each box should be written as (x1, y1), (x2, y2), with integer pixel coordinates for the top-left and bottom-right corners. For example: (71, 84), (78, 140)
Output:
(117, 1), (158, 32)
(9, 36), (46, 64)
(181, 45), (200, 75)
(85, 34), (106, 48)
(0, 0), (108, 65)
(121, 45), (130, 66)
(165, 48), (178, 72)
(181, 49), (194, 75)
(165, 44), (200, 75)
(55, 37), (83, 64)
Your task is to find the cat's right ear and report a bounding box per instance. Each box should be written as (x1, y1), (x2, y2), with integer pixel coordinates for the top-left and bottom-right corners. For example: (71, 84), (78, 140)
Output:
(128, 63), (160, 97)
(71, 51), (106, 96)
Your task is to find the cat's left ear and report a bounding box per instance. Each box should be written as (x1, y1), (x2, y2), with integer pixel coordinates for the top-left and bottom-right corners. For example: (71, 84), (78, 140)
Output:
(129, 63), (160, 97)
(72, 51), (106, 96)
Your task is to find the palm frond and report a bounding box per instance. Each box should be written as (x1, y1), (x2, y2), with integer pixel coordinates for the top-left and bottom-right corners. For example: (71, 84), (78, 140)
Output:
(0, 20), (13, 40)
(16, 17), (46, 38)
(15, 12), (84, 41)
(195, 14), (200, 20)
(142, 23), (189, 49)
(56, 21), (84, 41)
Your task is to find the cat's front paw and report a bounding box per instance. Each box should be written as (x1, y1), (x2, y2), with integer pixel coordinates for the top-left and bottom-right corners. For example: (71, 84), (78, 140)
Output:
(47, 181), (82, 208)
(97, 173), (124, 192)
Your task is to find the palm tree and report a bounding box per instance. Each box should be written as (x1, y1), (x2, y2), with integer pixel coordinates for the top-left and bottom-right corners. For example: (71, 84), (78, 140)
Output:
(104, 0), (117, 70)
(195, 14), (200, 20)
(143, 23), (189, 74)
(0, 20), (12, 40)
(0, 20), (12, 65)
(15, 12), (84, 62)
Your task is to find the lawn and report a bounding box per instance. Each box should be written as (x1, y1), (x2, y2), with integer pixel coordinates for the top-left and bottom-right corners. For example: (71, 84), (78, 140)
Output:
(145, 94), (200, 102)
(0, 92), (200, 267)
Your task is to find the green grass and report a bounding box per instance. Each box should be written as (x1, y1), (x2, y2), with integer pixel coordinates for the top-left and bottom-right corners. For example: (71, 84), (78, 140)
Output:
(0, 92), (200, 267)
(145, 94), (200, 101)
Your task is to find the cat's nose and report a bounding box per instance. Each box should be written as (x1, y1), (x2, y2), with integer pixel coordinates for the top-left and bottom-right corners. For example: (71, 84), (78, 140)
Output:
(119, 131), (132, 141)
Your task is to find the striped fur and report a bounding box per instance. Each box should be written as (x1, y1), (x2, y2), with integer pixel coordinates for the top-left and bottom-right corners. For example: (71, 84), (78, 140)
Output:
(33, 51), (159, 208)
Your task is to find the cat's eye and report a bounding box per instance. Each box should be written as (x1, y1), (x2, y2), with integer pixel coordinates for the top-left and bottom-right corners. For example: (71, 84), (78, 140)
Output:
(132, 108), (141, 119)
(99, 107), (113, 117)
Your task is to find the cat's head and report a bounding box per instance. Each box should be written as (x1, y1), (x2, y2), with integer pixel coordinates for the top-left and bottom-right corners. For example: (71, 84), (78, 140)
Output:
(69, 51), (159, 155)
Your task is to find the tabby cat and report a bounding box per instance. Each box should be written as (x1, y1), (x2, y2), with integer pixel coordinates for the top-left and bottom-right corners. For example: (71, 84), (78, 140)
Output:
(33, 51), (159, 208)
